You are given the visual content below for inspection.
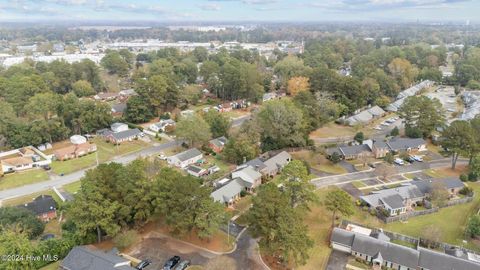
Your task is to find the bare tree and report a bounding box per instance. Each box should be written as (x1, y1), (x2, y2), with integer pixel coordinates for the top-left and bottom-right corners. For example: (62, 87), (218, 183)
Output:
(375, 164), (397, 181)
(430, 182), (449, 207)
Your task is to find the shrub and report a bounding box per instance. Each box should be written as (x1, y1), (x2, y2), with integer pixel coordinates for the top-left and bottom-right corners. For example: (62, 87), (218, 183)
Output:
(468, 172), (478, 182)
(390, 126), (399, 137)
(405, 126), (422, 138)
(460, 174), (468, 182)
(240, 190), (247, 197)
(113, 230), (139, 250)
(460, 186), (474, 196)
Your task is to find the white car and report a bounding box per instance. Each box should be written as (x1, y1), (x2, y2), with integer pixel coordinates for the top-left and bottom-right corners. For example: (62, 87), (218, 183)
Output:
(373, 126), (382, 130)
(412, 155), (423, 162)
(394, 158), (405, 165)
(158, 153), (167, 160)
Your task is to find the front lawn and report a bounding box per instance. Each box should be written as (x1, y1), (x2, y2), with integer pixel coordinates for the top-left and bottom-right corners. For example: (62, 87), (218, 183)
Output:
(62, 181), (82, 194)
(39, 261), (61, 270)
(309, 122), (357, 139)
(1, 189), (62, 207)
(290, 150), (347, 175)
(51, 138), (150, 175)
(0, 169), (49, 191)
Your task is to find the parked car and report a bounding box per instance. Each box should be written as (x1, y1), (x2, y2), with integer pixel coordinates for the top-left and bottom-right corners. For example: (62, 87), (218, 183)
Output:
(394, 158), (405, 165)
(163, 256), (181, 270)
(407, 156), (416, 163)
(42, 165), (51, 171)
(373, 125), (382, 130)
(174, 260), (191, 270)
(412, 155), (423, 162)
(136, 259), (152, 270)
(158, 152), (167, 160)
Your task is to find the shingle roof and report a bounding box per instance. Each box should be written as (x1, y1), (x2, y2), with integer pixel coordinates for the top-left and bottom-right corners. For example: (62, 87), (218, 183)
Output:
(232, 166), (262, 188)
(110, 128), (141, 140)
(211, 178), (245, 204)
(209, 136), (228, 148)
(418, 247), (480, 270)
(20, 195), (56, 215)
(264, 151), (291, 172)
(386, 137), (426, 151)
(339, 144), (372, 156)
(351, 233), (420, 269)
(412, 178), (465, 194)
(243, 158), (267, 171)
(380, 194), (405, 209)
(61, 246), (135, 270)
(187, 165), (204, 174)
(331, 227), (355, 247)
(111, 103), (127, 113)
(360, 185), (424, 208)
(174, 148), (203, 162)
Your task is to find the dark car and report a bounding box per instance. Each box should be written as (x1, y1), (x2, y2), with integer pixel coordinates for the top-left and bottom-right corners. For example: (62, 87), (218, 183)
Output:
(136, 259), (151, 270)
(42, 165), (51, 171)
(163, 256), (181, 270)
(173, 260), (190, 270)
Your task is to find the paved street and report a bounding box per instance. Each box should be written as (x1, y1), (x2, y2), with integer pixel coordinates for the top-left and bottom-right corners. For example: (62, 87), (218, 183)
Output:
(0, 140), (181, 201)
(311, 158), (468, 189)
(232, 114), (251, 127)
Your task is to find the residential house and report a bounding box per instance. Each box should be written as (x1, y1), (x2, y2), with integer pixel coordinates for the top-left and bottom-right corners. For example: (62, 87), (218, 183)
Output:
(61, 246), (136, 270)
(211, 178), (245, 205)
(94, 92), (119, 102)
(20, 195), (57, 222)
(331, 227), (480, 270)
(344, 106), (385, 126)
(360, 184), (425, 216)
(186, 165), (207, 177)
(263, 151), (292, 177)
(262, 92), (276, 102)
(209, 136), (228, 153)
(231, 165), (262, 191)
(412, 177), (465, 197)
(180, 109), (194, 118)
(54, 143), (97, 161)
(118, 89), (137, 97)
(106, 128), (142, 144)
(243, 158), (268, 174)
(149, 119), (176, 133)
(167, 148), (203, 168)
(111, 103), (127, 116)
(386, 80), (435, 112)
(111, 122), (129, 133)
(327, 144), (373, 160)
(372, 137), (427, 158)
(0, 146), (52, 174)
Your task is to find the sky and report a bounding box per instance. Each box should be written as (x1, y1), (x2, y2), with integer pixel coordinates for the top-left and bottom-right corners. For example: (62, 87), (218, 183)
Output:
(0, 0), (478, 23)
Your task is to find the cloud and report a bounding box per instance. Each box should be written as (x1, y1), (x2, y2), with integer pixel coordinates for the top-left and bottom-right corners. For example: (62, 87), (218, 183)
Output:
(199, 3), (221, 10)
(207, 0), (279, 4)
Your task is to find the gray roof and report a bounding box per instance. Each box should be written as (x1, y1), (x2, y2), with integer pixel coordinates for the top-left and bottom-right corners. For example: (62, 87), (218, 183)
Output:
(412, 178), (465, 194)
(367, 106), (386, 117)
(174, 148), (203, 162)
(61, 246), (135, 270)
(373, 140), (389, 149)
(360, 185), (424, 208)
(110, 128), (141, 140)
(380, 194), (405, 210)
(264, 151), (291, 172)
(211, 178), (245, 204)
(209, 136), (228, 148)
(340, 144), (372, 156)
(20, 195), (56, 215)
(331, 227), (355, 247)
(232, 166), (262, 188)
(386, 137), (426, 151)
(111, 122), (126, 130)
(111, 103), (127, 113)
(371, 231), (391, 242)
(244, 158), (267, 171)
(351, 233), (420, 269)
(418, 247), (480, 270)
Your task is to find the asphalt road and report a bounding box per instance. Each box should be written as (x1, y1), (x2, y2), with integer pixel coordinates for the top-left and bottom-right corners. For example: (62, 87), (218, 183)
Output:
(231, 115), (251, 127)
(311, 158), (468, 189)
(0, 139), (181, 201)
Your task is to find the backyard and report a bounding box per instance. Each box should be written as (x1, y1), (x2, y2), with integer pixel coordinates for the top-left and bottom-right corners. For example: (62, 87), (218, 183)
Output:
(0, 169), (49, 190)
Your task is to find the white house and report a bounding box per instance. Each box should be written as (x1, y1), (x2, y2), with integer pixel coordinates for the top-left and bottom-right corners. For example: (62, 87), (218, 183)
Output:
(149, 119), (175, 133)
(167, 148), (203, 168)
(70, 135), (87, 145)
(111, 122), (129, 133)
(0, 146), (52, 174)
(231, 166), (262, 191)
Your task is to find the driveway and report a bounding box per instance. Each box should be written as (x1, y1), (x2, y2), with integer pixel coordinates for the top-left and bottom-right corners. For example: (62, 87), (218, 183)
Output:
(129, 230), (268, 270)
(339, 161), (357, 173)
(340, 182), (362, 198)
(325, 250), (349, 270)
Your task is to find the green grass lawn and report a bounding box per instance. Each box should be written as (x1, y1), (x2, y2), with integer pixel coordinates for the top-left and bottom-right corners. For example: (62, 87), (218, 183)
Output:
(233, 195), (252, 213)
(0, 169), (49, 191)
(62, 181), (81, 194)
(1, 189), (62, 207)
(290, 150), (347, 175)
(51, 138), (150, 175)
(39, 261), (60, 270)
